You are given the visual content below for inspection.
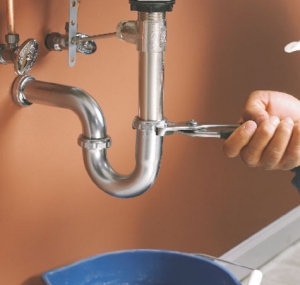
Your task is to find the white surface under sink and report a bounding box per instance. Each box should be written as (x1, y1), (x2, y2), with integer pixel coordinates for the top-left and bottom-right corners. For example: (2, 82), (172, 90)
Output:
(242, 239), (300, 285)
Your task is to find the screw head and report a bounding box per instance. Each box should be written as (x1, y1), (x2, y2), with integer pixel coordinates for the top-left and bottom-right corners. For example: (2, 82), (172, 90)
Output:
(187, 119), (198, 126)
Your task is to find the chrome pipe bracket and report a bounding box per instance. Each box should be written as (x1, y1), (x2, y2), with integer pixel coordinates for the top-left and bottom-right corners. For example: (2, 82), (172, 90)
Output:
(132, 116), (168, 132)
(78, 134), (112, 150)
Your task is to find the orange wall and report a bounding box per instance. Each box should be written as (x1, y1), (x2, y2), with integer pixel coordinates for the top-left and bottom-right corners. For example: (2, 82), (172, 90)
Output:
(1, 0), (300, 284)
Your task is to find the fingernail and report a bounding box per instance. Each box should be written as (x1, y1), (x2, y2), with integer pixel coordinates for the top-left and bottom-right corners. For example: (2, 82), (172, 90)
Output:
(243, 121), (257, 134)
(269, 116), (280, 126)
(283, 117), (294, 125)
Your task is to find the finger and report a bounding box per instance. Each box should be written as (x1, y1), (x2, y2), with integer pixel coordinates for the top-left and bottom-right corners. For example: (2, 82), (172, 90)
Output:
(223, 120), (257, 158)
(240, 116), (280, 167)
(242, 90), (300, 124)
(242, 91), (270, 125)
(260, 117), (294, 170)
(279, 121), (300, 170)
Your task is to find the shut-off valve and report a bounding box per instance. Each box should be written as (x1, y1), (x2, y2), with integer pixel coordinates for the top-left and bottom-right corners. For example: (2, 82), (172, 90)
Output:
(0, 0), (38, 75)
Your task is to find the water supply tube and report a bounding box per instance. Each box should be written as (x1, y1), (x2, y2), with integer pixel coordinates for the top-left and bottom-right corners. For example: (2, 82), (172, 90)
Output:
(6, 0), (15, 34)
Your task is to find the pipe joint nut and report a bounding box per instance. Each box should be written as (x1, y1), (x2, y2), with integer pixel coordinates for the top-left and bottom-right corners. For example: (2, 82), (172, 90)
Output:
(12, 75), (34, 106)
(78, 135), (112, 150)
(132, 116), (167, 132)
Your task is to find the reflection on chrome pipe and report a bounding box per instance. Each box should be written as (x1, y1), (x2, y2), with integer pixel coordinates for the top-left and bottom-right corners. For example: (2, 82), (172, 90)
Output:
(83, 128), (162, 197)
(137, 12), (166, 121)
(117, 12), (166, 121)
(12, 75), (163, 198)
(12, 75), (105, 139)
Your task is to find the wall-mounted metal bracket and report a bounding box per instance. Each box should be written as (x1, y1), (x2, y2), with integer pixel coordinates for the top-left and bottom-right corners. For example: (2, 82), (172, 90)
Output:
(68, 0), (78, 66)
(44, 0), (117, 67)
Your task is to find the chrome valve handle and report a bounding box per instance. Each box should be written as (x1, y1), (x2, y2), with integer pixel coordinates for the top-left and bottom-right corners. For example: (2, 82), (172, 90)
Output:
(74, 33), (97, 55)
(14, 39), (38, 75)
(45, 32), (97, 55)
(0, 34), (38, 75)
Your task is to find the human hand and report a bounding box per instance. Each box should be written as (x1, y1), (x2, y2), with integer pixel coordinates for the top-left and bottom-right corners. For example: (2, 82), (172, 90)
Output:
(223, 91), (300, 170)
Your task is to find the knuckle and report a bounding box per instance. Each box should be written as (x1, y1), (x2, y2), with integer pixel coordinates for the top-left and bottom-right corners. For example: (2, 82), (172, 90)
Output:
(262, 148), (282, 169)
(260, 123), (276, 137)
(280, 159), (299, 170)
(266, 148), (282, 161)
(241, 144), (260, 166)
(280, 146), (300, 169)
(280, 121), (294, 135)
(223, 144), (235, 158)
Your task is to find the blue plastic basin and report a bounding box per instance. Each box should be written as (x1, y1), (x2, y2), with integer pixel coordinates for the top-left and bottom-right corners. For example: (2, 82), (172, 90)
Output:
(42, 249), (241, 285)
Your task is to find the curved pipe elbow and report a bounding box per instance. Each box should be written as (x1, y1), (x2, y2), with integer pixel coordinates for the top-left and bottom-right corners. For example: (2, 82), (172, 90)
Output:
(83, 130), (163, 198)
(12, 75), (163, 198)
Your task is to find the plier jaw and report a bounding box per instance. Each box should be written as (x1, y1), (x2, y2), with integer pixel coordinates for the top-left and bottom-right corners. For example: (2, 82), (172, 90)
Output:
(156, 119), (240, 139)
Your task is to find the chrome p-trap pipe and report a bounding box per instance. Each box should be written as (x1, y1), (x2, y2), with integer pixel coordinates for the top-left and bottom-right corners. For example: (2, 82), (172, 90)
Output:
(11, 11), (167, 198)
(12, 76), (163, 198)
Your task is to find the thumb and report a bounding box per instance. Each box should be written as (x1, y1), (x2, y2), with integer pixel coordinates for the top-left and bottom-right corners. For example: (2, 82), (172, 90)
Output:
(241, 91), (270, 125)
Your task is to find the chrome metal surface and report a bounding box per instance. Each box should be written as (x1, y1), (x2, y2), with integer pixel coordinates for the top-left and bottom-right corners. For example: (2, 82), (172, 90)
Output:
(71, 32), (116, 44)
(12, 76), (163, 198)
(117, 12), (166, 121)
(1, 0), (38, 74)
(116, 21), (138, 44)
(12, 76), (105, 138)
(73, 33), (97, 55)
(186, 119), (198, 126)
(137, 12), (166, 121)
(0, 44), (8, 64)
(0, 38), (38, 75)
(82, 128), (163, 198)
(132, 116), (167, 131)
(10, 9), (170, 197)
(46, 32), (96, 55)
(78, 135), (111, 150)
(5, 33), (19, 47)
(14, 39), (38, 75)
(12, 75), (33, 106)
(156, 121), (239, 138)
(45, 32), (65, 51)
(68, 0), (78, 66)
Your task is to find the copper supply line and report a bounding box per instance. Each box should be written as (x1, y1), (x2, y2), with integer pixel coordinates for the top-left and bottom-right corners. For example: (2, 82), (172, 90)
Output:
(6, 0), (15, 34)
